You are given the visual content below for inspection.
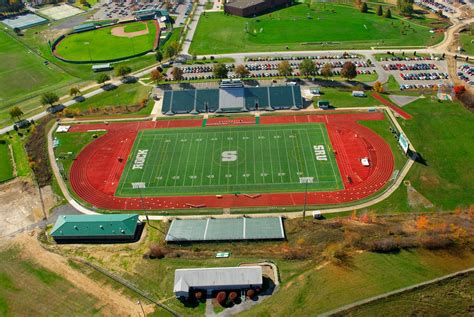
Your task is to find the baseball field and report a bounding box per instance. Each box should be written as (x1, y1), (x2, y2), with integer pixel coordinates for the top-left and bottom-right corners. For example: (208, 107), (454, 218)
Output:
(54, 21), (158, 62)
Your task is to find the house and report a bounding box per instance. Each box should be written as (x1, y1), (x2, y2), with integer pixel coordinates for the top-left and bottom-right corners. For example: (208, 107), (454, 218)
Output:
(50, 214), (141, 243)
(174, 266), (263, 298)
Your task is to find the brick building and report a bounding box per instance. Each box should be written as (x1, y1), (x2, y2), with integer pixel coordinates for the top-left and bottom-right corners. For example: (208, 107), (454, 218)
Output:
(224, 0), (292, 17)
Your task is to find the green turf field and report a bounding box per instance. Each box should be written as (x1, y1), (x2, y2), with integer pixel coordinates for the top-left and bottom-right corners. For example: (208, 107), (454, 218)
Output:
(55, 21), (157, 62)
(190, 4), (443, 54)
(117, 123), (343, 196)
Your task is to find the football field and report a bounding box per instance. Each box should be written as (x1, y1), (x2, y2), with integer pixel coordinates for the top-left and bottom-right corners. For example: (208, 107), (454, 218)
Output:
(116, 123), (343, 196)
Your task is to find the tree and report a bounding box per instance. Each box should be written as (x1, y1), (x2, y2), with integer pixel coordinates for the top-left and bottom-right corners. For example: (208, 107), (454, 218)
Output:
(360, 2), (368, 13)
(299, 58), (316, 78)
(416, 215), (428, 230)
(69, 87), (81, 97)
(320, 63), (333, 79)
(150, 69), (164, 84)
(213, 63), (228, 79)
(397, 0), (413, 16)
(377, 5), (383, 16)
(385, 8), (392, 18)
(155, 51), (163, 62)
(9, 106), (23, 121)
(341, 61), (357, 80)
(165, 41), (179, 59)
(171, 67), (183, 82)
(13, 27), (21, 35)
(40, 92), (59, 107)
(148, 245), (166, 259)
(354, 0), (362, 7)
(277, 60), (292, 77)
(96, 73), (110, 86)
(116, 65), (132, 78)
(373, 81), (384, 92)
(228, 292), (238, 303)
(216, 291), (226, 305)
(246, 289), (256, 299)
(234, 64), (250, 78)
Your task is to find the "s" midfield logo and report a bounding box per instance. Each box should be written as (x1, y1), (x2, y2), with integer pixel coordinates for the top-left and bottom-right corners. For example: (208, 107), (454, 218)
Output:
(221, 151), (238, 162)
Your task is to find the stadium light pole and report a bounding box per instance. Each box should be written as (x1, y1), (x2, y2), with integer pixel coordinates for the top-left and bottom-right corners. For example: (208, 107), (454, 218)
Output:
(132, 182), (151, 225)
(299, 177), (314, 220)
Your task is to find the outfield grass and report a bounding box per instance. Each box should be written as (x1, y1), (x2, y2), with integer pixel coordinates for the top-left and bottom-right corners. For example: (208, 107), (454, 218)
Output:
(0, 142), (14, 182)
(117, 123), (343, 196)
(339, 272), (474, 316)
(55, 21), (157, 62)
(190, 4), (443, 54)
(124, 22), (147, 33)
(0, 248), (104, 316)
(459, 32), (474, 56)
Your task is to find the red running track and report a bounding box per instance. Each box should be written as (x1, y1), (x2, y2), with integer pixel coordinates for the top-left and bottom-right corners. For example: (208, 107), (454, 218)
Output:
(69, 113), (394, 211)
(371, 92), (412, 120)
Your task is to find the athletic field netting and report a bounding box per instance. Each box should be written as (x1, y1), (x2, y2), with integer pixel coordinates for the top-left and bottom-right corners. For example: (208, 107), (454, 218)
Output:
(165, 217), (285, 242)
(116, 123), (343, 196)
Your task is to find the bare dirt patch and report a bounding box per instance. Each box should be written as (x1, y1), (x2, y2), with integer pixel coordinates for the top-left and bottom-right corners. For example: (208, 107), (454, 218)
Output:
(407, 184), (434, 209)
(111, 22), (149, 38)
(0, 178), (57, 240)
(12, 231), (154, 316)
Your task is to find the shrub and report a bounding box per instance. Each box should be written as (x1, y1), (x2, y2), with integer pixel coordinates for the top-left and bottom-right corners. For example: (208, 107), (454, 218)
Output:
(228, 291), (238, 302)
(216, 291), (226, 304)
(194, 291), (203, 300)
(148, 245), (166, 259)
(419, 236), (454, 250)
(246, 289), (255, 299)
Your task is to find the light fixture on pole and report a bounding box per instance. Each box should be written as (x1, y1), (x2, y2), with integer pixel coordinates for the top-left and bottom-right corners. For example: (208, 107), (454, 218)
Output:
(132, 182), (150, 225)
(299, 177), (314, 219)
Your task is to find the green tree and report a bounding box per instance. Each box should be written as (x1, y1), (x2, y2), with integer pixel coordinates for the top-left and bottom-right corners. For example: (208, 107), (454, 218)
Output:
(397, 0), (413, 16)
(385, 8), (392, 18)
(377, 5), (383, 16)
(165, 41), (179, 59)
(277, 60), (293, 77)
(320, 63), (333, 79)
(299, 59), (316, 78)
(171, 67), (183, 82)
(69, 87), (81, 97)
(213, 63), (228, 79)
(40, 92), (59, 107)
(341, 61), (357, 80)
(360, 2), (368, 13)
(116, 66), (132, 78)
(234, 64), (250, 78)
(96, 73), (110, 86)
(150, 69), (164, 84)
(9, 106), (23, 121)
(155, 51), (163, 62)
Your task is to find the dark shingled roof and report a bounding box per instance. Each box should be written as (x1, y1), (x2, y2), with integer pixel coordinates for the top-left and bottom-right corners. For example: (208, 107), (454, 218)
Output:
(225, 0), (267, 9)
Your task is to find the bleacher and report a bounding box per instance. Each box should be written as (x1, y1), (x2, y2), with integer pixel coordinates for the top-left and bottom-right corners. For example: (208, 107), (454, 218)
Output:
(161, 85), (304, 115)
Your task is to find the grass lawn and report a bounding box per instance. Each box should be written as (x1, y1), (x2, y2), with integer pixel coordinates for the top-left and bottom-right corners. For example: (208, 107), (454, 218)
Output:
(117, 123), (343, 196)
(339, 271), (474, 316)
(0, 248), (104, 316)
(459, 32), (474, 56)
(0, 142), (14, 182)
(312, 87), (381, 108)
(68, 82), (152, 114)
(0, 133), (31, 178)
(396, 97), (474, 210)
(190, 4), (443, 54)
(0, 30), (76, 120)
(55, 21), (157, 62)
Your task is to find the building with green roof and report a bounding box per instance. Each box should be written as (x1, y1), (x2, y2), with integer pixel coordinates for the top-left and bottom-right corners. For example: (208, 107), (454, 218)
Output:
(51, 214), (141, 243)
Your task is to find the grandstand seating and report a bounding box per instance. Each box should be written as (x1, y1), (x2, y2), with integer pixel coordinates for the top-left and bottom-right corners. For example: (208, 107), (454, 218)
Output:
(162, 85), (304, 115)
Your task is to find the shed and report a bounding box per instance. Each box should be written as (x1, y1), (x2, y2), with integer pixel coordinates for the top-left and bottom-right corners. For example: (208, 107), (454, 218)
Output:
(174, 266), (263, 298)
(50, 214), (140, 243)
(352, 90), (366, 97)
(92, 63), (113, 72)
(317, 100), (331, 109)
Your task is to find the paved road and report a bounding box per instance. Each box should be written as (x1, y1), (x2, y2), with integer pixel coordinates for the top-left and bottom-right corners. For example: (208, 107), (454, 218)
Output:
(181, 0), (207, 56)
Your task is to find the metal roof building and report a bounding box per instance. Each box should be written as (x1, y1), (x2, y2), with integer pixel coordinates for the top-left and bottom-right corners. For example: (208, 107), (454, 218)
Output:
(174, 266), (263, 298)
(165, 217), (285, 242)
(50, 214), (140, 243)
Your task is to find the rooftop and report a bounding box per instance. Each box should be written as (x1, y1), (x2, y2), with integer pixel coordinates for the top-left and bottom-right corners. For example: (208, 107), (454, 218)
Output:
(174, 266), (263, 293)
(51, 214), (139, 237)
(226, 0), (266, 9)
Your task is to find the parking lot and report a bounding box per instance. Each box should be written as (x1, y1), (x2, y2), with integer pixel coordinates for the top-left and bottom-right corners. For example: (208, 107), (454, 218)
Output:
(92, 0), (183, 21)
(165, 54), (377, 81)
(375, 56), (450, 90)
(457, 63), (474, 87)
